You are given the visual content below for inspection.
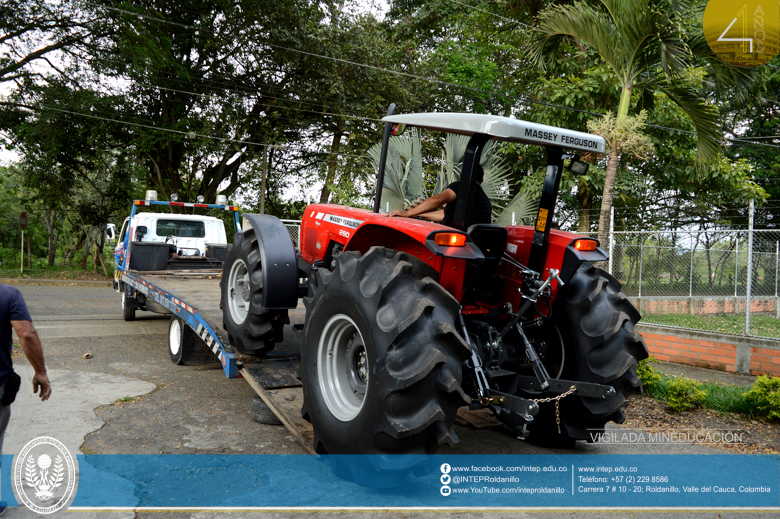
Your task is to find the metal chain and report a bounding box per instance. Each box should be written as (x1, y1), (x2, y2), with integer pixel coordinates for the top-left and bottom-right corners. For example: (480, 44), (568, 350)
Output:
(530, 385), (577, 434)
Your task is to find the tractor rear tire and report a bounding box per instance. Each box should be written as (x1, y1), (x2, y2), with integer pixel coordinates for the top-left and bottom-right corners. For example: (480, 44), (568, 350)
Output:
(221, 230), (287, 356)
(527, 262), (648, 446)
(301, 247), (470, 460)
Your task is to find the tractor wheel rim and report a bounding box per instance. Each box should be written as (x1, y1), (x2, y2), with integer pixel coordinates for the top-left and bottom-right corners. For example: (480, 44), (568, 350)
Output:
(227, 258), (250, 324)
(317, 314), (367, 421)
(169, 319), (181, 355)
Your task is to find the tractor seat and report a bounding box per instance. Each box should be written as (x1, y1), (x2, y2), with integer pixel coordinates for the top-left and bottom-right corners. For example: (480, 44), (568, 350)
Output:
(464, 224), (508, 304)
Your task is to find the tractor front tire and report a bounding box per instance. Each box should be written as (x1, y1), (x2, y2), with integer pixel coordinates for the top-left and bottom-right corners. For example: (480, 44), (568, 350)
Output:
(529, 262), (648, 446)
(301, 247), (470, 458)
(221, 231), (287, 356)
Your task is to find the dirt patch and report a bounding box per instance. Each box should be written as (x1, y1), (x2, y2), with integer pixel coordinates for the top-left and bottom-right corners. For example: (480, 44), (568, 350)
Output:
(625, 396), (780, 454)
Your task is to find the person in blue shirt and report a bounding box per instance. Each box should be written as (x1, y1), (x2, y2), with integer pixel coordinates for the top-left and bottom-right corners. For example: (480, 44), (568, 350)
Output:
(0, 285), (51, 516)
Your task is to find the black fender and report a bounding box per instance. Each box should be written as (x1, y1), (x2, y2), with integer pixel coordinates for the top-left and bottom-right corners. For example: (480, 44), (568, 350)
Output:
(241, 214), (299, 309)
(559, 238), (609, 283)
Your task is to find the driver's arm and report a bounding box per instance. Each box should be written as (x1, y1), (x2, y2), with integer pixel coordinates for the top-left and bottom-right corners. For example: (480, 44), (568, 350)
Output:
(388, 189), (456, 219)
(416, 210), (444, 222)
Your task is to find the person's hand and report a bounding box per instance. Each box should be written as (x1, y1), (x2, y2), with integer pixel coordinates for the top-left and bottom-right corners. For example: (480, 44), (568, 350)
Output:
(32, 372), (51, 401)
(389, 209), (409, 217)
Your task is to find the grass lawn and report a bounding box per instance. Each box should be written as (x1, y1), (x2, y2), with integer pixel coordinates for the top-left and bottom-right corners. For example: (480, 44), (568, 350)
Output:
(643, 312), (780, 339)
(0, 266), (112, 281)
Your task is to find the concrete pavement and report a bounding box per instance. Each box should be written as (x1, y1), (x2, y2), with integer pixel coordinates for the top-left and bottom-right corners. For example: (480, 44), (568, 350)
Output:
(2, 284), (776, 518)
(6, 365), (156, 458)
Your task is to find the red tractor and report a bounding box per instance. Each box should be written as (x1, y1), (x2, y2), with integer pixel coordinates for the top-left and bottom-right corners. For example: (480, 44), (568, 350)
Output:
(221, 107), (648, 456)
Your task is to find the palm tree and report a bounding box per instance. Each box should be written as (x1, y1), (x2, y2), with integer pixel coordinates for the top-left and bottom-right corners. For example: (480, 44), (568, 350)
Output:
(527, 0), (758, 245)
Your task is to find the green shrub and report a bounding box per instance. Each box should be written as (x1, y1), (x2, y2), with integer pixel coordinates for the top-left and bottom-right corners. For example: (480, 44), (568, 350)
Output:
(637, 356), (662, 393)
(700, 382), (759, 416)
(666, 378), (708, 412)
(743, 375), (780, 421)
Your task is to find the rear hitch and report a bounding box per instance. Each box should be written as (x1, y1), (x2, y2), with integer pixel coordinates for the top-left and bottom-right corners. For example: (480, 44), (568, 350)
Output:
(469, 389), (538, 438)
(515, 376), (616, 399)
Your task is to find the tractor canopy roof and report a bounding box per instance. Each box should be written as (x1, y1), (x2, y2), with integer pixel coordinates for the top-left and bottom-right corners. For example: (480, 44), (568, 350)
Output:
(382, 113), (605, 155)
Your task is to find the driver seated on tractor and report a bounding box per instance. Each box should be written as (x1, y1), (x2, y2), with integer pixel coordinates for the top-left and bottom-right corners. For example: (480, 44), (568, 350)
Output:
(388, 165), (492, 227)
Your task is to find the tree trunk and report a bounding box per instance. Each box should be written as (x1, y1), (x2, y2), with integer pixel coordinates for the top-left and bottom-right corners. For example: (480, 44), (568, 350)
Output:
(95, 228), (108, 276)
(597, 146), (620, 246)
(93, 242), (109, 276)
(80, 226), (95, 270)
(576, 177), (592, 233)
(42, 209), (61, 267)
(48, 233), (58, 267)
(318, 116), (346, 204)
(598, 85), (632, 246)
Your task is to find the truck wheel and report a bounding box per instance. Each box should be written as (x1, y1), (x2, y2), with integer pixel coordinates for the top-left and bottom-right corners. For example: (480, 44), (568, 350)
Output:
(221, 230), (287, 356)
(122, 288), (135, 321)
(527, 262), (648, 446)
(301, 247), (470, 459)
(168, 316), (216, 365)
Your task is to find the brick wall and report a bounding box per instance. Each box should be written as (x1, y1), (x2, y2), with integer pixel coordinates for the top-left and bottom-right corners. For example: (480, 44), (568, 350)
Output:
(636, 324), (780, 376)
(635, 297), (779, 316)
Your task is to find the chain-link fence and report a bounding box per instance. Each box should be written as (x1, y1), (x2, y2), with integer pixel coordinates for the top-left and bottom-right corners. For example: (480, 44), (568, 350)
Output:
(608, 229), (780, 340)
(281, 217), (780, 340)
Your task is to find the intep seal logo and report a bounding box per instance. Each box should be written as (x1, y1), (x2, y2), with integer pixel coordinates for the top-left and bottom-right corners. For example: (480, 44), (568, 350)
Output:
(703, 1), (780, 67)
(13, 436), (77, 514)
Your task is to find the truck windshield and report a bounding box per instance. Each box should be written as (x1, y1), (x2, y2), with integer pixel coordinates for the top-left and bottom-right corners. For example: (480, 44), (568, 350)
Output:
(156, 220), (206, 238)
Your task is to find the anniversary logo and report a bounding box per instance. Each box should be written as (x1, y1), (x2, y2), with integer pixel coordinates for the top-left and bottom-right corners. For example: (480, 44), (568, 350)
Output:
(703, 0), (780, 67)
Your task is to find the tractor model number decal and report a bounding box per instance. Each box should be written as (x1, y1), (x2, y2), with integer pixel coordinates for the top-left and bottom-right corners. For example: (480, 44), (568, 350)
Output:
(535, 208), (549, 232)
(323, 214), (364, 230)
(339, 229), (350, 238)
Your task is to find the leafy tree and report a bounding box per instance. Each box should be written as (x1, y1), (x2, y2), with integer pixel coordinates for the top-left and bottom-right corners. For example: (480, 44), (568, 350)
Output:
(75, 0), (332, 203)
(0, 0), (93, 85)
(9, 81), (143, 267)
(724, 57), (780, 228)
(527, 0), (758, 244)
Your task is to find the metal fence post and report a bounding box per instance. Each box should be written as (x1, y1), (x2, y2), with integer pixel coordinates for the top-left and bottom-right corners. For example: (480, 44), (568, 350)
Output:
(775, 241), (780, 319)
(689, 233), (695, 315)
(745, 200), (754, 335)
(638, 239), (644, 314)
(734, 236), (739, 316)
(608, 206), (615, 275)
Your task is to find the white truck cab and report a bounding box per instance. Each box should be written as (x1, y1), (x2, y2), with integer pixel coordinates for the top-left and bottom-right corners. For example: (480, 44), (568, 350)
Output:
(116, 213), (227, 257)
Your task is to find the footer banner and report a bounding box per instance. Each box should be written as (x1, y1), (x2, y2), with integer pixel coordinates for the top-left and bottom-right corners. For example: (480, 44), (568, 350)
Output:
(3, 454), (778, 509)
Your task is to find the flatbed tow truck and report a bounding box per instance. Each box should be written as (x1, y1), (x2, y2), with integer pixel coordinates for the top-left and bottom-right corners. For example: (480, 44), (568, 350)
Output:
(114, 195), (331, 453)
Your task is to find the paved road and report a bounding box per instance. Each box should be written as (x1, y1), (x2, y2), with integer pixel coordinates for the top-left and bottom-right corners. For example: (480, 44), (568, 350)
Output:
(4, 283), (776, 518)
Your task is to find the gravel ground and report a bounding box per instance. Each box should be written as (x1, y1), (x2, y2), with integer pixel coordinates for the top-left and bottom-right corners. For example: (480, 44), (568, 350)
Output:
(5, 284), (777, 518)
